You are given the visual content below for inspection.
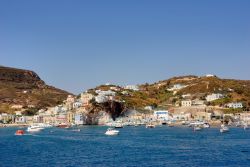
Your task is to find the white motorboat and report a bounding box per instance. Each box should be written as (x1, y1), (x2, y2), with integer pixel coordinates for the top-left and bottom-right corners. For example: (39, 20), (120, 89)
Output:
(105, 128), (119, 136)
(243, 124), (249, 130)
(193, 125), (202, 131)
(220, 124), (229, 133)
(203, 123), (210, 128)
(27, 125), (44, 132)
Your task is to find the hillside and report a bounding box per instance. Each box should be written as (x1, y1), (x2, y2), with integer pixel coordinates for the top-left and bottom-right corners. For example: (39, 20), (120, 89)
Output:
(0, 66), (70, 113)
(88, 75), (250, 112)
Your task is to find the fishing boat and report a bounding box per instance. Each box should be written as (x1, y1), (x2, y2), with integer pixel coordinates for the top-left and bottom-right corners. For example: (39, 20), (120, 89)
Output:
(105, 128), (119, 136)
(15, 130), (25, 136)
(220, 124), (229, 133)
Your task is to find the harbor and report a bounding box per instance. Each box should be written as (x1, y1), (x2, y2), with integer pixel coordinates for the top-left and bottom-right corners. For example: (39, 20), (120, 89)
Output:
(1, 126), (250, 167)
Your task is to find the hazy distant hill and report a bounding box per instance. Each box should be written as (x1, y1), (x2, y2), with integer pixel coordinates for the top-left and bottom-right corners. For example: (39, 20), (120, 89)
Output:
(0, 66), (70, 113)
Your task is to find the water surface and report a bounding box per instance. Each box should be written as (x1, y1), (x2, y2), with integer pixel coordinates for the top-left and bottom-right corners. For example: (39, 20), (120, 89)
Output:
(0, 126), (250, 167)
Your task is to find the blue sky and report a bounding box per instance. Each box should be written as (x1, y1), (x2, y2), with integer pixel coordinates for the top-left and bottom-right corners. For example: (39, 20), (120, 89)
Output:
(1, 0), (250, 94)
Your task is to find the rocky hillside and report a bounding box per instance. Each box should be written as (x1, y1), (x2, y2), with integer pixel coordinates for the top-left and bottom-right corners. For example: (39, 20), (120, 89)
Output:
(0, 66), (70, 113)
(87, 75), (250, 112)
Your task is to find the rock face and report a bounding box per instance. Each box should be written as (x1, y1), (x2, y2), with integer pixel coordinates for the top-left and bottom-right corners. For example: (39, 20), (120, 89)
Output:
(0, 66), (70, 113)
(85, 101), (126, 125)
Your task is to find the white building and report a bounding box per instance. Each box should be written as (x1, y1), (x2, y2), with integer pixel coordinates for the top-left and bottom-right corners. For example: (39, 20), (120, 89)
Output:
(15, 116), (26, 123)
(154, 110), (169, 121)
(192, 99), (205, 106)
(181, 100), (192, 107)
(167, 84), (187, 91)
(226, 102), (243, 109)
(206, 74), (216, 77)
(206, 93), (224, 102)
(124, 85), (139, 91)
(80, 92), (94, 106)
(75, 113), (85, 125)
(172, 112), (191, 121)
(73, 102), (82, 109)
(96, 90), (116, 96)
(95, 95), (109, 103)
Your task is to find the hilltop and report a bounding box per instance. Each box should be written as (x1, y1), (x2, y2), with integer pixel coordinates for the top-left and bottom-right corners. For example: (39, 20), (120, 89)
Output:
(0, 66), (70, 113)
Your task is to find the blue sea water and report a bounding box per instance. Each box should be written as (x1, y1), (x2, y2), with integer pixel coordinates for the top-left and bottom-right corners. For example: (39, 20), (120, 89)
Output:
(0, 126), (250, 167)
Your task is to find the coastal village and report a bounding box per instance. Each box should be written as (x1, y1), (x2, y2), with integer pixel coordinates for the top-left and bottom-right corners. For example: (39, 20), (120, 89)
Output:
(1, 74), (250, 130)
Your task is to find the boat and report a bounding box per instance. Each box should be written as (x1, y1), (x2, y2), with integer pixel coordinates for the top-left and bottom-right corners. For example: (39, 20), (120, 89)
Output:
(27, 125), (44, 132)
(146, 123), (155, 128)
(105, 128), (119, 136)
(15, 130), (25, 136)
(114, 123), (123, 129)
(243, 124), (249, 130)
(71, 129), (81, 132)
(220, 124), (229, 133)
(203, 123), (210, 128)
(57, 123), (70, 128)
(193, 125), (202, 131)
(37, 123), (53, 128)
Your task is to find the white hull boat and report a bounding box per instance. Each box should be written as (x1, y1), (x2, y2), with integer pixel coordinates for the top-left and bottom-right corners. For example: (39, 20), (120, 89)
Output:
(105, 128), (119, 136)
(27, 126), (44, 132)
(220, 124), (229, 133)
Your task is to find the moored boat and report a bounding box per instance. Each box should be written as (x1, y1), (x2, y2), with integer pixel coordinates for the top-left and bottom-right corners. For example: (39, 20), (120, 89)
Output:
(146, 123), (155, 128)
(57, 123), (70, 128)
(220, 124), (229, 133)
(114, 123), (123, 129)
(243, 124), (248, 130)
(193, 125), (202, 131)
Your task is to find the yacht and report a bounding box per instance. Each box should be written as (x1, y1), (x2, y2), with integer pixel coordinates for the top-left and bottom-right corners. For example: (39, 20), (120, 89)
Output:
(220, 124), (229, 133)
(27, 125), (44, 132)
(105, 128), (119, 136)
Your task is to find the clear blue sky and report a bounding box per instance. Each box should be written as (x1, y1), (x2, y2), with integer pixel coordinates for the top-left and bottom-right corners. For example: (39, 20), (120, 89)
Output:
(1, 0), (249, 94)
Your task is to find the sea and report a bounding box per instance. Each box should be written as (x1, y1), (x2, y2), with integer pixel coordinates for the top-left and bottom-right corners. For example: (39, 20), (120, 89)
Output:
(0, 126), (250, 167)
